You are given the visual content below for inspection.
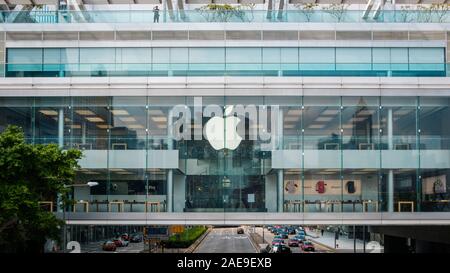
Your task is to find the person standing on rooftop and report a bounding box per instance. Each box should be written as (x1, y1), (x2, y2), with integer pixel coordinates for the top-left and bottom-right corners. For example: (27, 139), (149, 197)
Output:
(153, 6), (160, 23)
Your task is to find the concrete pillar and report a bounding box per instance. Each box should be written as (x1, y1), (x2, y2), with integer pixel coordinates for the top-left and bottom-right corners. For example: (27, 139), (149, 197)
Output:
(58, 108), (64, 148)
(277, 108), (284, 212)
(57, 108), (64, 212)
(167, 170), (173, 212)
(277, 169), (284, 212)
(166, 109), (174, 212)
(387, 108), (394, 212)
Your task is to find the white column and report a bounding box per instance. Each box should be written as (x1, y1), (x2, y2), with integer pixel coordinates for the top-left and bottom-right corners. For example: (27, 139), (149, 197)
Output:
(58, 108), (64, 148)
(166, 109), (174, 212)
(57, 108), (64, 213)
(277, 169), (284, 212)
(387, 108), (394, 212)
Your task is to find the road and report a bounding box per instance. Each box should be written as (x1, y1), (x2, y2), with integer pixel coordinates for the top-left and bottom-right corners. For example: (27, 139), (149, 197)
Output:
(80, 241), (144, 253)
(253, 227), (333, 253)
(194, 227), (257, 253)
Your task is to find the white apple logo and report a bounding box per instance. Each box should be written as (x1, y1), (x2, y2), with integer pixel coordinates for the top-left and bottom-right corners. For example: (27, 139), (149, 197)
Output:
(204, 106), (242, 150)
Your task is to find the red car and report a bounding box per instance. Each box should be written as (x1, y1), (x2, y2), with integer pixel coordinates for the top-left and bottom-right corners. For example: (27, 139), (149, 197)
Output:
(102, 241), (117, 251)
(288, 238), (299, 247)
(272, 239), (284, 246)
(301, 241), (315, 252)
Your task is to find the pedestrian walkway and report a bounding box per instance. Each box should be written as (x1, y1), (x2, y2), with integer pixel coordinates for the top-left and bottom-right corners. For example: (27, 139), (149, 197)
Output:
(306, 229), (368, 253)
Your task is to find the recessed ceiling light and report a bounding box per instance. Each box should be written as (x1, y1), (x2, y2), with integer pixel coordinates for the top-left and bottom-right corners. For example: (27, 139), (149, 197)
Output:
(39, 110), (58, 116)
(69, 124), (81, 129)
(152, 116), (167, 122)
(111, 109), (130, 116)
(284, 116), (300, 122)
(119, 117), (137, 122)
(350, 117), (366, 122)
(96, 124), (111, 129)
(315, 117), (333, 122)
(149, 110), (164, 115)
(308, 124), (326, 129)
(342, 124), (354, 129)
(86, 117), (105, 123)
(75, 110), (95, 116)
(127, 124), (145, 129)
(287, 109), (302, 116)
(322, 109), (340, 115)
(284, 124), (296, 129)
(157, 124), (167, 129)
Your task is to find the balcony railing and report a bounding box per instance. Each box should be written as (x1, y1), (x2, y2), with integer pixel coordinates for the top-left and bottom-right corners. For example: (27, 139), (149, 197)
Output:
(1, 10), (450, 24)
(5, 62), (447, 77)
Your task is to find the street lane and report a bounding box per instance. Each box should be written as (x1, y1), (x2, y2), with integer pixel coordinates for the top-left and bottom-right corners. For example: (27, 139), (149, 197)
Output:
(194, 227), (256, 253)
(253, 227), (332, 253)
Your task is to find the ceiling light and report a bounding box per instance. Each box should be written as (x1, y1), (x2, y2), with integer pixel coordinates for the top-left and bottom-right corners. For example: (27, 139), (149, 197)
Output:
(284, 116), (300, 122)
(96, 124), (111, 129)
(315, 117), (333, 122)
(287, 109), (302, 116)
(127, 124), (145, 129)
(69, 124), (82, 129)
(284, 124), (296, 129)
(308, 124), (326, 129)
(39, 110), (58, 116)
(322, 109), (340, 115)
(358, 110), (375, 116)
(86, 117), (105, 123)
(75, 110), (95, 116)
(152, 116), (167, 122)
(157, 124), (167, 129)
(350, 117), (366, 122)
(119, 117), (137, 122)
(342, 124), (354, 129)
(149, 110), (164, 115)
(111, 109), (130, 116)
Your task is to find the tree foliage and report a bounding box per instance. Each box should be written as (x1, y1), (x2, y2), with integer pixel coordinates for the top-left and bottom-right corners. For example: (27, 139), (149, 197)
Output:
(0, 126), (82, 253)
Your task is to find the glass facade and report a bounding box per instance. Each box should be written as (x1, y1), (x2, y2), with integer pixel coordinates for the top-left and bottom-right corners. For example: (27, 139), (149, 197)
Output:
(2, 95), (450, 214)
(6, 47), (446, 77)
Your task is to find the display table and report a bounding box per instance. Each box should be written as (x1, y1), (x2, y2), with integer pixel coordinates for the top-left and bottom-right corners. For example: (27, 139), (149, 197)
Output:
(109, 201), (125, 212)
(73, 201), (89, 212)
(397, 201), (414, 212)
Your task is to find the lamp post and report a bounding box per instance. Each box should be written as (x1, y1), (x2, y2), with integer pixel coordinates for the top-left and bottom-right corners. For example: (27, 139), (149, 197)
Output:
(62, 181), (98, 253)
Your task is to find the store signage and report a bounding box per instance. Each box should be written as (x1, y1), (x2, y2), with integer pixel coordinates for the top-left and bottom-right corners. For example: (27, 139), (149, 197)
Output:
(170, 97), (281, 151)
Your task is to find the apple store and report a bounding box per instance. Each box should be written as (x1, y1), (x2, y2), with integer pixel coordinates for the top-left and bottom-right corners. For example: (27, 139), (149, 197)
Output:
(2, 95), (450, 213)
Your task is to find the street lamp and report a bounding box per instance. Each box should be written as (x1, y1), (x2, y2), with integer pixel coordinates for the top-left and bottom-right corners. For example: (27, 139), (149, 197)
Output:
(62, 181), (98, 253)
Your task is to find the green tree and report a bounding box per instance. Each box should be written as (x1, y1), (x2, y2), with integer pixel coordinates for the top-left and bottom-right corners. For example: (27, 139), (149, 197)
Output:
(0, 126), (82, 253)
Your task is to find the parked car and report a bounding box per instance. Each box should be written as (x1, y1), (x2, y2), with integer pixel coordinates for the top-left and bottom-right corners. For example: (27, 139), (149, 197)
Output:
(102, 241), (117, 251)
(288, 238), (300, 247)
(288, 228), (296, 235)
(301, 241), (315, 252)
(121, 233), (130, 241)
(237, 228), (244, 234)
(280, 233), (289, 239)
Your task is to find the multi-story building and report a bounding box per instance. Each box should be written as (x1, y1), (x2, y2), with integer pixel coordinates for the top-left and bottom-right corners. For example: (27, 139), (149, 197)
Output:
(1, 0), (450, 252)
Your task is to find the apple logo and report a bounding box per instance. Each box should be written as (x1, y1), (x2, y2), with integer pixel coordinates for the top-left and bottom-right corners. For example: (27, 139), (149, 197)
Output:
(204, 105), (242, 150)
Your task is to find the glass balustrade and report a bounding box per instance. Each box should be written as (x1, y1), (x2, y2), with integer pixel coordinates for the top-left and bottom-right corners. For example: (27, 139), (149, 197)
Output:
(1, 10), (450, 24)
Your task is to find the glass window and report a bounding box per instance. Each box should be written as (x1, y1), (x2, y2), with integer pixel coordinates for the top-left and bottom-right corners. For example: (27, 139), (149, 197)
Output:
(299, 48), (335, 63)
(115, 48), (151, 64)
(409, 48), (444, 63)
(226, 48), (261, 63)
(80, 48), (115, 64)
(8, 48), (42, 64)
(336, 48), (371, 63)
(189, 48), (224, 63)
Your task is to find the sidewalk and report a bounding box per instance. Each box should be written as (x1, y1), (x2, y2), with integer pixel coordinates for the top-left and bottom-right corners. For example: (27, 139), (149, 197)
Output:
(306, 229), (367, 253)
